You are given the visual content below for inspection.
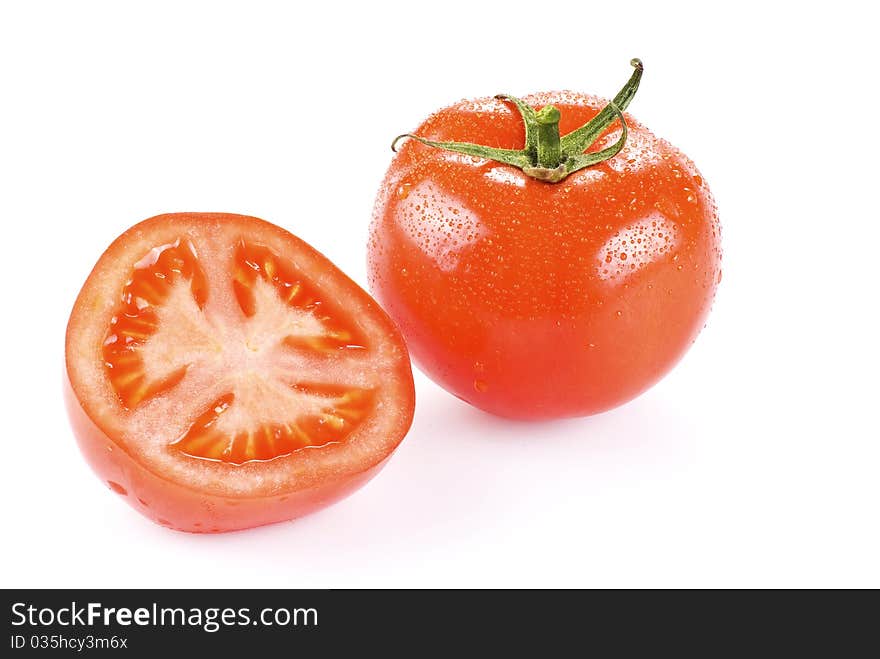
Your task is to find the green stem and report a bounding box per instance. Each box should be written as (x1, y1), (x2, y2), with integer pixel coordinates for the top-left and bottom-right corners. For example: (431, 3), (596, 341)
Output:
(559, 59), (643, 155)
(534, 105), (562, 168)
(392, 59), (644, 183)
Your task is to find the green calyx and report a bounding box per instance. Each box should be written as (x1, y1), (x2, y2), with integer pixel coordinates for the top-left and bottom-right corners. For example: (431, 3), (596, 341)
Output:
(391, 58), (644, 183)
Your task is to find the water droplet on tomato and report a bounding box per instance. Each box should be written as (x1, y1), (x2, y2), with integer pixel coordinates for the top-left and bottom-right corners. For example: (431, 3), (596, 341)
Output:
(473, 379), (488, 393)
(615, 310), (623, 317)
(107, 481), (127, 496)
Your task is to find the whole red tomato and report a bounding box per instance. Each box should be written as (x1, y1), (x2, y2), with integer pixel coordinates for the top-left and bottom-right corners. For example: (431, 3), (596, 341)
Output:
(368, 61), (721, 419)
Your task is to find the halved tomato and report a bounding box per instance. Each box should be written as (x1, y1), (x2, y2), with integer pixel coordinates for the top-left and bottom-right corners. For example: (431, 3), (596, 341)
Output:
(65, 213), (415, 532)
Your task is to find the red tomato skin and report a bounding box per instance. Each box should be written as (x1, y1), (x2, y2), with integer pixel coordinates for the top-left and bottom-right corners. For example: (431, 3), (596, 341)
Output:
(64, 373), (385, 533)
(369, 93), (721, 420)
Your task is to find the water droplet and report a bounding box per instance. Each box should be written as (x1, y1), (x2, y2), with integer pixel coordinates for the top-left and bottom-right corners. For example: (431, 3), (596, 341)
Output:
(396, 183), (412, 199)
(107, 481), (127, 496)
(615, 310), (623, 317)
(473, 379), (489, 393)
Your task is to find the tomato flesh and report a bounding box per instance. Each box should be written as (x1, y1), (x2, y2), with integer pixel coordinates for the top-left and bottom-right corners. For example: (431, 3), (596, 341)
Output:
(66, 213), (414, 532)
(102, 238), (207, 408)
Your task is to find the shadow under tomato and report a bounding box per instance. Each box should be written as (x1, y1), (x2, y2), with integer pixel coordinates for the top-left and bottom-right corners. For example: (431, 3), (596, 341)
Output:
(136, 374), (695, 587)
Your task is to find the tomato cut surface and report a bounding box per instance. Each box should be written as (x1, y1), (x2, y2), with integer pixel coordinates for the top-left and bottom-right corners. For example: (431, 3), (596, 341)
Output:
(66, 213), (414, 532)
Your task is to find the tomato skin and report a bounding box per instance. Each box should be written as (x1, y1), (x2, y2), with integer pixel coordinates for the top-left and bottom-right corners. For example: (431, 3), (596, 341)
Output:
(64, 375), (382, 532)
(66, 213), (414, 532)
(369, 93), (721, 419)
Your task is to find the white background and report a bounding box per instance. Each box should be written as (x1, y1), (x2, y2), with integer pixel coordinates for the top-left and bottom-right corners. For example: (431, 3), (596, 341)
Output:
(1, 1), (877, 588)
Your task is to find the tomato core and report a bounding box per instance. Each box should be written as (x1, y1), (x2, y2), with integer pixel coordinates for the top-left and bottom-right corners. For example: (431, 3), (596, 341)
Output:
(101, 236), (379, 466)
